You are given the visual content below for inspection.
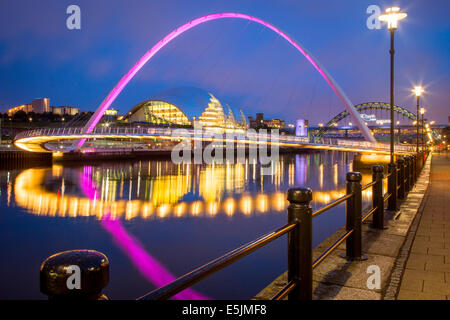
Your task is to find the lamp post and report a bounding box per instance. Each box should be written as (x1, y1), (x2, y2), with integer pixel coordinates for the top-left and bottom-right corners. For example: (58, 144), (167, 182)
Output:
(420, 107), (425, 152)
(379, 7), (407, 163)
(413, 86), (424, 154)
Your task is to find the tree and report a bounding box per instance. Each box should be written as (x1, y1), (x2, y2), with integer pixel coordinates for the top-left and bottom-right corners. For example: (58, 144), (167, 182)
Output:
(13, 110), (27, 122)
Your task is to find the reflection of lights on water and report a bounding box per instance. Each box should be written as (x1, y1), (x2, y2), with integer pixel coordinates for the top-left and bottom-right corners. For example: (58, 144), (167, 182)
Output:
(256, 194), (269, 213)
(319, 163), (324, 189)
(206, 202), (218, 217)
(240, 196), (252, 215)
(191, 201), (202, 216)
(12, 161), (377, 221)
(272, 192), (286, 211)
(157, 204), (171, 218)
(173, 203), (185, 217)
(333, 163), (338, 187)
(224, 198), (235, 216)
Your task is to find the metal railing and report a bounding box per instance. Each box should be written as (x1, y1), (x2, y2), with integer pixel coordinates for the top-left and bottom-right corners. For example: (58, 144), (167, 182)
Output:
(133, 151), (428, 301)
(38, 150), (429, 300)
(15, 126), (415, 153)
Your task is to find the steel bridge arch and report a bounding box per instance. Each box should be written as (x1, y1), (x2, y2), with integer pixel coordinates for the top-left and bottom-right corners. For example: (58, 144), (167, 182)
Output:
(74, 12), (376, 150)
(315, 102), (419, 139)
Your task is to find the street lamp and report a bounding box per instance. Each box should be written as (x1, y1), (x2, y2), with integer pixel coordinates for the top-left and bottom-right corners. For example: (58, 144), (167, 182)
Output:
(379, 6), (407, 163)
(413, 86), (424, 154)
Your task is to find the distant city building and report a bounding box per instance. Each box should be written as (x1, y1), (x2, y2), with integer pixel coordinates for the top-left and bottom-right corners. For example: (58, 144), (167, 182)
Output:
(126, 87), (248, 130)
(32, 98), (50, 113)
(248, 113), (286, 129)
(295, 119), (309, 137)
(52, 106), (80, 116)
(105, 108), (118, 116)
(7, 104), (33, 116)
(6, 98), (86, 117)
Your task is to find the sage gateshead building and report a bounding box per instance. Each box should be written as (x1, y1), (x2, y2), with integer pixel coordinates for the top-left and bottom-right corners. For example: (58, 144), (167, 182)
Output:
(125, 87), (248, 131)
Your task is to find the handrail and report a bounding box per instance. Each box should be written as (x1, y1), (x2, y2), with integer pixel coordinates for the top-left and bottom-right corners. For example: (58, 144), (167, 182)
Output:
(312, 229), (354, 269)
(271, 280), (297, 300)
(312, 193), (353, 218)
(362, 206), (378, 223)
(362, 180), (377, 191)
(36, 152), (429, 300)
(138, 223), (296, 300)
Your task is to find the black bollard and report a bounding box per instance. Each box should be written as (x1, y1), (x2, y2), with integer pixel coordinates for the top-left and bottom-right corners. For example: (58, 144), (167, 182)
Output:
(397, 158), (405, 199)
(40, 249), (109, 300)
(372, 165), (385, 229)
(388, 162), (397, 211)
(344, 172), (366, 260)
(287, 188), (313, 300)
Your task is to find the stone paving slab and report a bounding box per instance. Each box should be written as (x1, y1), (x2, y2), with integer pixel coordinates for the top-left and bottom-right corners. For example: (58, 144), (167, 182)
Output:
(254, 153), (433, 300)
(397, 151), (450, 300)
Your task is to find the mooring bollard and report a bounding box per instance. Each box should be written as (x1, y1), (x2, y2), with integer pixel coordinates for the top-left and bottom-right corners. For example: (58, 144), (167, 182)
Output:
(397, 158), (405, 199)
(388, 162), (397, 211)
(404, 156), (410, 192)
(40, 249), (109, 300)
(372, 165), (385, 229)
(344, 172), (366, 260)
(287, 188), (312, 300)
(408, 155), (414, 190)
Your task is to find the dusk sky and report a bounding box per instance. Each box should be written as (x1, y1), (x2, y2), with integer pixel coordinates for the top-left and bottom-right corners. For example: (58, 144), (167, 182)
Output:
(0, 0), (449, 125)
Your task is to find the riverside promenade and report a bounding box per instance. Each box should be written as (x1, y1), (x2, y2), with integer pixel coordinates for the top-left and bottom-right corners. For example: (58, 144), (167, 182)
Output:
(396, 151), (450, 299)
(254, 151), (439, 300)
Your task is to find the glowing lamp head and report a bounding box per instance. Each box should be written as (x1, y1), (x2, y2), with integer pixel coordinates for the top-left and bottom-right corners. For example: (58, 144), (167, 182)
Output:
(420, 108), (425, 115)
(379, 7), (407, 30)
(413, 86), (424, 97)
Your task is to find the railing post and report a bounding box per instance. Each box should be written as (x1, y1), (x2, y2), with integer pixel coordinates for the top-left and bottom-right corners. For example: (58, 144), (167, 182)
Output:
(287, 188), (312, 300)
(388, 162), (397, 211)
(404, 156), (410, 192)
(40, 249), (109, 300)
(412, 155), (417, 184)
(408, 155), (414, 190)
(372, 165), (385, 229)
(397, 158), (405, 199)
(344, 172), (366, 260)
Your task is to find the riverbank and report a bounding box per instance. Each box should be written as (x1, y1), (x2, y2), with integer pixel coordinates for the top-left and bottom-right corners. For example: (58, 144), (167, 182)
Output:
(253, 154), (432, 300)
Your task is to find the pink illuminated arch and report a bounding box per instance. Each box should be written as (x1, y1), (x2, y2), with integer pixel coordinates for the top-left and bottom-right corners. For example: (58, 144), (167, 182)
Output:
(77, 12), (375, 147)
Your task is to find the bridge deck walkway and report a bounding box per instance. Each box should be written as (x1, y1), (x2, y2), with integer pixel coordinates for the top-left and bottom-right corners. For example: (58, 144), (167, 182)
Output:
(397, 150), (450, 300)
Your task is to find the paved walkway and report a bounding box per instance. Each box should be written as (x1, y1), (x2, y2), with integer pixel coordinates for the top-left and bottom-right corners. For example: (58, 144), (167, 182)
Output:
(397, 151), (450, 300)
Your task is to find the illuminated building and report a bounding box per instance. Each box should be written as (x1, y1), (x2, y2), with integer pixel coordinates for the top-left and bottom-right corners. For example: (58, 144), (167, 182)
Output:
(7, 104), (33, 116)
(105, 108), (118, 116)
(126, 87), (248, 130)
(248, 113), (286, 129)
(7, 98), (82, 116)
(32, 98), (51, 113)
(52, 106), (80, 116)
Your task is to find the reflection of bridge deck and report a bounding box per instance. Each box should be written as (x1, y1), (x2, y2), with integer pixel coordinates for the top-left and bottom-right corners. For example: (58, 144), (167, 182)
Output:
(14, 126), (415, 155)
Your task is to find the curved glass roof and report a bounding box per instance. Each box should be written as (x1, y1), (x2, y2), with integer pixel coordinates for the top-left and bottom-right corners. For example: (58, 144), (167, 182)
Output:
(145, 87), (215, 117)
(129, 87), (243, 120)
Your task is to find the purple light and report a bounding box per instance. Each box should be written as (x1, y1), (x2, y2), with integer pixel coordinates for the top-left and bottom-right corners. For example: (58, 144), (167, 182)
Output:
(78, 12), (374, 148)
(79, 166), (209, 300)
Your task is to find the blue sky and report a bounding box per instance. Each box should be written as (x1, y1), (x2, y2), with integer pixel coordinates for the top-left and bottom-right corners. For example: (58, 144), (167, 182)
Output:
(0, 0), (449, 124)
